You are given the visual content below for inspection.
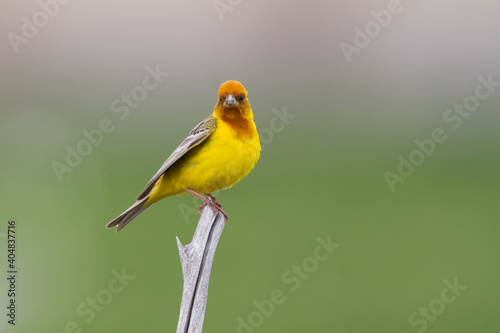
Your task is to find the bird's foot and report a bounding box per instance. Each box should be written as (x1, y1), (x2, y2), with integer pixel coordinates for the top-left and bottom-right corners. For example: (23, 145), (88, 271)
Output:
(198, 194), (227, 219)
(185, 189), (228, 220)
(205, 193), (222, 208)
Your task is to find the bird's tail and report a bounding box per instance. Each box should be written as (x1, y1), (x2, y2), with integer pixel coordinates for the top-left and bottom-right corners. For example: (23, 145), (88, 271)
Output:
(106, 196), (150, 232)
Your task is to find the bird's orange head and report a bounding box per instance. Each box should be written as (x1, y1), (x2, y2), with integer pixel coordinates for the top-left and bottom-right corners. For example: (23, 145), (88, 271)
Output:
(215, 80), (252, 120)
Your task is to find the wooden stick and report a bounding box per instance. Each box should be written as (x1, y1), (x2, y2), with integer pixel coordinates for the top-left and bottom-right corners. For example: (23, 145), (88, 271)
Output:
(176, 208), (226, 333)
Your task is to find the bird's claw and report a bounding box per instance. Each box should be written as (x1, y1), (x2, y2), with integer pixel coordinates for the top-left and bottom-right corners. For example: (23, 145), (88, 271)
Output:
(198, 194), (227, 220)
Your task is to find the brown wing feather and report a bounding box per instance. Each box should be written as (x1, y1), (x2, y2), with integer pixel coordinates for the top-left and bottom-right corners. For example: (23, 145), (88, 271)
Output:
(136, 115), (218, 200)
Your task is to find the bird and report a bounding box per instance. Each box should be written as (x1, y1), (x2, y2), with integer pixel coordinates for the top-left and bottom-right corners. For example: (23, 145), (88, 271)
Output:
(106, 80), (261, 231)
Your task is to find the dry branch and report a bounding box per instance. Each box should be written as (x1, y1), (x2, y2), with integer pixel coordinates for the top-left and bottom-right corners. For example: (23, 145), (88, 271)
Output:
(176, 208), (226, 333)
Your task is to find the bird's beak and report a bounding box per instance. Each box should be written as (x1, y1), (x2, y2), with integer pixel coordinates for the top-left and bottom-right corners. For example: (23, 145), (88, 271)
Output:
(224, 94), (237, 107)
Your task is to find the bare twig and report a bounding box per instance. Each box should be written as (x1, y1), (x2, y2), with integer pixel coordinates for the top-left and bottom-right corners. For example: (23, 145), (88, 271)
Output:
(176, 208), (226, 333)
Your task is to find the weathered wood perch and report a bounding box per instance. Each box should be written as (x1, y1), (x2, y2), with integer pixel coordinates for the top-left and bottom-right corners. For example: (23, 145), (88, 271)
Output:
(176, 208), (226, 333)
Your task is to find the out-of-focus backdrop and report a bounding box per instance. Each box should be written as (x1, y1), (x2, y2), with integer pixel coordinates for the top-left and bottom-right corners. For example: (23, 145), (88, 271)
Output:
(1, 1), (499, 332)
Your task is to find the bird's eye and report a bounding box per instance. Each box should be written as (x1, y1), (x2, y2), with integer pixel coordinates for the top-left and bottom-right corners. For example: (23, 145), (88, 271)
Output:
(219, 97), (223, 102)
(239, 96), (244, 101)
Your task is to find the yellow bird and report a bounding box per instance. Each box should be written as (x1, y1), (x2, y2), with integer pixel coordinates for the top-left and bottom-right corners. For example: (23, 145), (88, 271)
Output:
(106, 80), (261, 231)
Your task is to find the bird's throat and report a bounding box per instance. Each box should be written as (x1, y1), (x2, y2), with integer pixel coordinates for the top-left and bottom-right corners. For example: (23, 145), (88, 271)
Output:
(215, 107), (255, 139)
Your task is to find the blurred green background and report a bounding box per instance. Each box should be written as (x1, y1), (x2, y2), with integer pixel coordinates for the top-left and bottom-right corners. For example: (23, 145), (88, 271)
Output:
(1, 1), (500, 332)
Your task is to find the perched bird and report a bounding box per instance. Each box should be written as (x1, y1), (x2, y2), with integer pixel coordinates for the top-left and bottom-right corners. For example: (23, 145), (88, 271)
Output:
(106, 80), (261, 231)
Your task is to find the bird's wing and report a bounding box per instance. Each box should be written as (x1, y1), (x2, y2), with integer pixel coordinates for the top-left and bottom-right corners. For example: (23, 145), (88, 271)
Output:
(136, 115), (218, 200)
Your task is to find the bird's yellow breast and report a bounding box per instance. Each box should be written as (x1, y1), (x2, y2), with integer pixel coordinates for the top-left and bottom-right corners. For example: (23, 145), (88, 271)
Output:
(149, 115), (260, 203)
